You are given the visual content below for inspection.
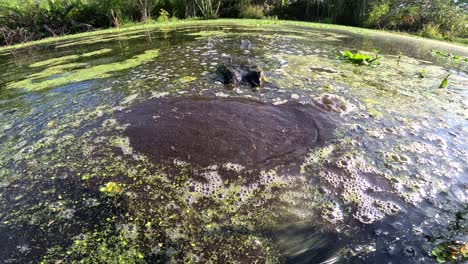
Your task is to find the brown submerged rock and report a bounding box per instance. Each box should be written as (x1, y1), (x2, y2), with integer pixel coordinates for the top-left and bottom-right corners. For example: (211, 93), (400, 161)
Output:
(121, 97), (339, 169)
(217, 64), (265, 88)
(217, 65), (242, 85)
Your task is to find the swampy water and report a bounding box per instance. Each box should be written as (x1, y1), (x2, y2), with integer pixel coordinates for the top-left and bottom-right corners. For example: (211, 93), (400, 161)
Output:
(0, 23), (467, 263)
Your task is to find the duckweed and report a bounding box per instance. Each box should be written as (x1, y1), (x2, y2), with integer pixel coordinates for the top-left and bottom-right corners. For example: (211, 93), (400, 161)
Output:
(7, 49), (160, 91)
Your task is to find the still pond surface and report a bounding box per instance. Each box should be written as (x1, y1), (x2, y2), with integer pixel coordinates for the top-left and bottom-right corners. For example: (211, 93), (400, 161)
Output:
(0, 23), (467, 263)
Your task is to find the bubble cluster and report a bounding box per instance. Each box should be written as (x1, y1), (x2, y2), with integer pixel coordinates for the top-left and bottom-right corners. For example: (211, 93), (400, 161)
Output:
(222, 163), (245, 172)
(302, 141), (402, 224)
(315, 93), (355, 114)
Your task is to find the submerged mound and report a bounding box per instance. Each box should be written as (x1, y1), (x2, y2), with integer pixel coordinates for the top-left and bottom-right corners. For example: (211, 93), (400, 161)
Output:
(121, 97), (339, 169)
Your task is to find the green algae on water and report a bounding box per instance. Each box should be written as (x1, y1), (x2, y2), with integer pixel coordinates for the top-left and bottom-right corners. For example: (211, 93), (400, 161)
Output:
(7, 49), (160, 92)
(30, 48), (113, 68)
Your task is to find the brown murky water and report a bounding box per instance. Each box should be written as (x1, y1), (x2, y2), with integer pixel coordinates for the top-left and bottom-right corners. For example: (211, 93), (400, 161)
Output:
(122, 97), (338, 170)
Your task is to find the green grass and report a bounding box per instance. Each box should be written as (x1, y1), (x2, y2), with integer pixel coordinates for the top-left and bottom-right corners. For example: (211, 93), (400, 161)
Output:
(1, 19), (467, 52)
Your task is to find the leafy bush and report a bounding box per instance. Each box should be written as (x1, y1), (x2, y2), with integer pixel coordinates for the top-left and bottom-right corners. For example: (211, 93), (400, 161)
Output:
(364, 2), (390, 29)
(419, 23), (445, 40)
(157, 8), (170, 22)
(239, 5), (264, 19)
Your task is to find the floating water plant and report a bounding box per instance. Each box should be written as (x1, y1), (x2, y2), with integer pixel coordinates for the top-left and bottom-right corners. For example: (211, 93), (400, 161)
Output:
(100, 182), (124, 196)
(431, 241), (468, 263)
(339, 50), (381, 66)
(7, 49), (160, 91)
(176, 76), (197, 83)
(29, 48), (113, 68)
(397, 51), (403, 66)
(431, 50), (467, 62)
(419, 69), (427, 78)
(440, 74), (450, 89)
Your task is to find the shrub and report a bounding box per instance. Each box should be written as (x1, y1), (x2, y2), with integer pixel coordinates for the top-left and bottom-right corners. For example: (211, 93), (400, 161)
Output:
(419, 23), (445, 40)
(239, 5), (264, 19)
(157, 8), (170, 22)
(364, 2), (390, 29)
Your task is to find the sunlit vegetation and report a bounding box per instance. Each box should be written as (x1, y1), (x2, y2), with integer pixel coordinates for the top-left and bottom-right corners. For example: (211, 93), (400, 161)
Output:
(431, 242), (468, 263)
(8, 49), (159, 91)
(439, 74), (450, 89)
(339, 50), (381, 66)
(431, 50), (468, 62)
(100, 182), (124, 196)
(0, 0), (466, 46)
(419, 68), (427, 79)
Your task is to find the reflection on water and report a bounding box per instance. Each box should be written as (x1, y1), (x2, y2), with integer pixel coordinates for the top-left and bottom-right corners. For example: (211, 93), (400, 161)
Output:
(0, 24), (467, 263)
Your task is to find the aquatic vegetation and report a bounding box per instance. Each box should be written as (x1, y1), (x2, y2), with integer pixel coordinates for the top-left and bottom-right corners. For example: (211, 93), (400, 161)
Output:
(339, 50), (381, 66)
(431, 242), (468, 263)
(29, 48), (113, 68)
(43, 227), (145, 263)
(431, 50), (468, 62)
(363, 98), (383, 118)
(175, 76), (197, 83)
(419, 68), (427, 78)
(187, 30), (227, 38)
(440, 74), (450, 89)
(100, 182), (124, 196)
(7, 49), (160, 91)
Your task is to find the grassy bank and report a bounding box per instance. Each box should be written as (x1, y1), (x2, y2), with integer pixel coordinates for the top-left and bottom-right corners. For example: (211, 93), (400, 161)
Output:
(1, 19), (467, 53)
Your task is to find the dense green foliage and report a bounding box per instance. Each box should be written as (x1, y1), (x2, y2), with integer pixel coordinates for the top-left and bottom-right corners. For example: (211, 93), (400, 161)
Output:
(0, 0), (467, 45)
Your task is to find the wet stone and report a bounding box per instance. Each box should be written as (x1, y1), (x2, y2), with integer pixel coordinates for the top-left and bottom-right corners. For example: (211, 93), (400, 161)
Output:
(217, 65), (242, 85)
(216, 64), (265, 88)
(120, 97), (339, 169)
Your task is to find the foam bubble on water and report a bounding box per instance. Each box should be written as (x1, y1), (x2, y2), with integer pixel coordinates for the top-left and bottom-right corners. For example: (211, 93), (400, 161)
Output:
(315, 94), (355, 115)
(173, 159), (190, 166)
(182, 165), (308, 217)
(222, 163), (245, 172)
(259, 170), (278, 185)
(302, 142), (403, 224)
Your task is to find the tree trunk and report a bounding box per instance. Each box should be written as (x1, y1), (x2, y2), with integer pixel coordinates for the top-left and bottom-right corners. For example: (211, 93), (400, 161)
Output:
(138, 0), (152, 21)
